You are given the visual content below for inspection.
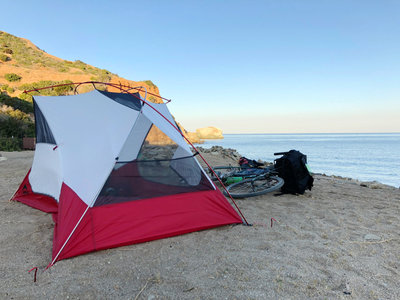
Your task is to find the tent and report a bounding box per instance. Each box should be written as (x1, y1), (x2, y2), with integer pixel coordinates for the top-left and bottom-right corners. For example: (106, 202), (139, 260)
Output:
(11, 84), (245, 265)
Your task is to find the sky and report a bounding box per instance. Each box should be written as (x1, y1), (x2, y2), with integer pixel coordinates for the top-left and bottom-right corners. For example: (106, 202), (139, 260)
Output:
(1, 0), (399, 133)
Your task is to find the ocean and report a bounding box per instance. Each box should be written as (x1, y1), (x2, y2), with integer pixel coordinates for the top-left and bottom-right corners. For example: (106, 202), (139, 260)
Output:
(199, 133), (400, 188)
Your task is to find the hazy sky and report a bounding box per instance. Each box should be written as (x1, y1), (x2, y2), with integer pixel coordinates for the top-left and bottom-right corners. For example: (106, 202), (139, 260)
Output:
(1, 0), (399, 133)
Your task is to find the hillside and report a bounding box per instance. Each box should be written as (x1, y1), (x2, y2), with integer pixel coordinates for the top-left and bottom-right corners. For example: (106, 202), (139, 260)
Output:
(0, 31), (203, 150)
(0, 31), (159, 99)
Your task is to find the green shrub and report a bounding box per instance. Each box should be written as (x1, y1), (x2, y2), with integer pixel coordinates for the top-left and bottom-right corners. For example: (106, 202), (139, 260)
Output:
(0, 54), (9, 62)
(0, 137), (22, 151)
(7, 109), (30, 121)
(0, 93), (34, 113)
(0, 117), (26, 138)
(143, 80), (157, 89)
(5, 73), (22, 82)
(53, 82), (74, 95)
(73, 60), (87, 71)
(0, 104), (35, 151)
(25, 122), (35, 137)
(6, 86), (14, 93)
(18, 92), (33, 102)
(18, 80), (74, 98)
(58, 67), (69, 72)
(97, 73), (111, 82)
(148, 96), (158, 103)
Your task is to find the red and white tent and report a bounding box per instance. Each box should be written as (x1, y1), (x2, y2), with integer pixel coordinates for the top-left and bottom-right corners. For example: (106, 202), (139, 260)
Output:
(12, 84), (244, 265)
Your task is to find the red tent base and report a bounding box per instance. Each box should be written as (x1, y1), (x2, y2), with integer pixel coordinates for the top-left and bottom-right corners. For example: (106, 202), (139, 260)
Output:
(12, 176), (242, 263)
(11, 170), (58, 213)
(52, 183), (242, 262)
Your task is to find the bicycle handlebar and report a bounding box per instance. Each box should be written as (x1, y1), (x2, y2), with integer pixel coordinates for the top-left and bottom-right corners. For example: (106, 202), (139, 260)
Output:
(273, 152), (289, 156)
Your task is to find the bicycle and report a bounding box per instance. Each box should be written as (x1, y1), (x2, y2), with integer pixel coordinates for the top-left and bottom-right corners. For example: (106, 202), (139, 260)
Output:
(206, 165), (284, 198)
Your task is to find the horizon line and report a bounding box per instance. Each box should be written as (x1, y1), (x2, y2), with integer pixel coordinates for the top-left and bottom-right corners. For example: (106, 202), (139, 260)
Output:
(222, 132), (400, 135)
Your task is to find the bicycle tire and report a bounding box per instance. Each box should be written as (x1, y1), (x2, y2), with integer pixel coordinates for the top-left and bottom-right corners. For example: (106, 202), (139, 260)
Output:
(223, 175), (284, 198)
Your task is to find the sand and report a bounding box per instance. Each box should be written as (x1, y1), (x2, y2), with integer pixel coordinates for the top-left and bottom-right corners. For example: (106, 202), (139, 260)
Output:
(1, 150), (400, 299)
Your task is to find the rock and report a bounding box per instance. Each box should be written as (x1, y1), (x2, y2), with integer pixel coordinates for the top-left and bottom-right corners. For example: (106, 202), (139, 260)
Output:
(144, 122), (202, 145)
(184, 131), (202, 144)
(176, 122), (202, 144)
(360, 181), (386, 189)
(343, 281), (352, 294)
(364, 234), (381, 241)
(335, 278), (352, 295)
(196, 127), (223, 139)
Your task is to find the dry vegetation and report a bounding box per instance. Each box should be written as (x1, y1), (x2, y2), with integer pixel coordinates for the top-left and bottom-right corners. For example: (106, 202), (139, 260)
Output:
(0, 31), (166, 150)
(0, 31), (160, 99)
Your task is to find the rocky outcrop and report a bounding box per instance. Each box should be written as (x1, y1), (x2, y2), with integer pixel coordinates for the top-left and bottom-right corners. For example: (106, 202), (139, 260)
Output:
(195, 146), (273, 168)
(196, 127), (223, 139)
(178, 123), (202, 144)
(197, 146), (241, 160)
(144, 122), (202, 145)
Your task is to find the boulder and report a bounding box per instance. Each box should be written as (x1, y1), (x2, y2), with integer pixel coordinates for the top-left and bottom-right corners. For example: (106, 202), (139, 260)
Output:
(184, 131), (202, 144)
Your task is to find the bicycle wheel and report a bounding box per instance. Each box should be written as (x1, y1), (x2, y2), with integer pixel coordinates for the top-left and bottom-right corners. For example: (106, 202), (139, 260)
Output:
(224, 175), (284, 198)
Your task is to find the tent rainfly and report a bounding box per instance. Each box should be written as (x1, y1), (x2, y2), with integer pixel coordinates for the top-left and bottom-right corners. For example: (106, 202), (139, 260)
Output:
(11, 84), (245, 266)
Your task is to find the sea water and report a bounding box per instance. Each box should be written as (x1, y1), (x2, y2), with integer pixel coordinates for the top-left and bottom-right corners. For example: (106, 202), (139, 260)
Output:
(200, 133), (400, 188)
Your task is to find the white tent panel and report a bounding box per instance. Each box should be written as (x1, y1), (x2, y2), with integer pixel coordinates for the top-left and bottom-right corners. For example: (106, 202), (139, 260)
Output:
(118, 113), (152, 162)
(29, 143), (63, 200)
(34, 90), (139, 206)
(141, 102), (192, 156)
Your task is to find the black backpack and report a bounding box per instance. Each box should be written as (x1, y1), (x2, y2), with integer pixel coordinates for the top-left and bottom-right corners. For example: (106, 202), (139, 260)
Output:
(274, 150), (314, 194)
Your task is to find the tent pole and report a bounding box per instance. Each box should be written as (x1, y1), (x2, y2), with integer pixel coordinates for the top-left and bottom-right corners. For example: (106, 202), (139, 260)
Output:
(190, 149), (250, 225)
(24, 81), (170, 103)
(50, 205), (90, 266)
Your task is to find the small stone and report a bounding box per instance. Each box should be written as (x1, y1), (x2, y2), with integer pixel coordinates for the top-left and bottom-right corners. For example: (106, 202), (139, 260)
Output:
(343, 290), (351, 295)
(343, 282), (351, 295)
(364, 234), (381, 241)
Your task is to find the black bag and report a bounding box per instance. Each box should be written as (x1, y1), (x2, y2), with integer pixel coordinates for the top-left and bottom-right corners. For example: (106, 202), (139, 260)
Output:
(274, 150), (314, 194)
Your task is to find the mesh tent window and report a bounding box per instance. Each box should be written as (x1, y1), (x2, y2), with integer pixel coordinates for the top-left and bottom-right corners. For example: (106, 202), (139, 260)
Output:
(94, 124), (213, 206)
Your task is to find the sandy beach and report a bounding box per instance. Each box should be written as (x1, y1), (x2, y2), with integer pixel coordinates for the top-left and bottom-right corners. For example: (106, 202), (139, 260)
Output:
(1, 149), (399, 299)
